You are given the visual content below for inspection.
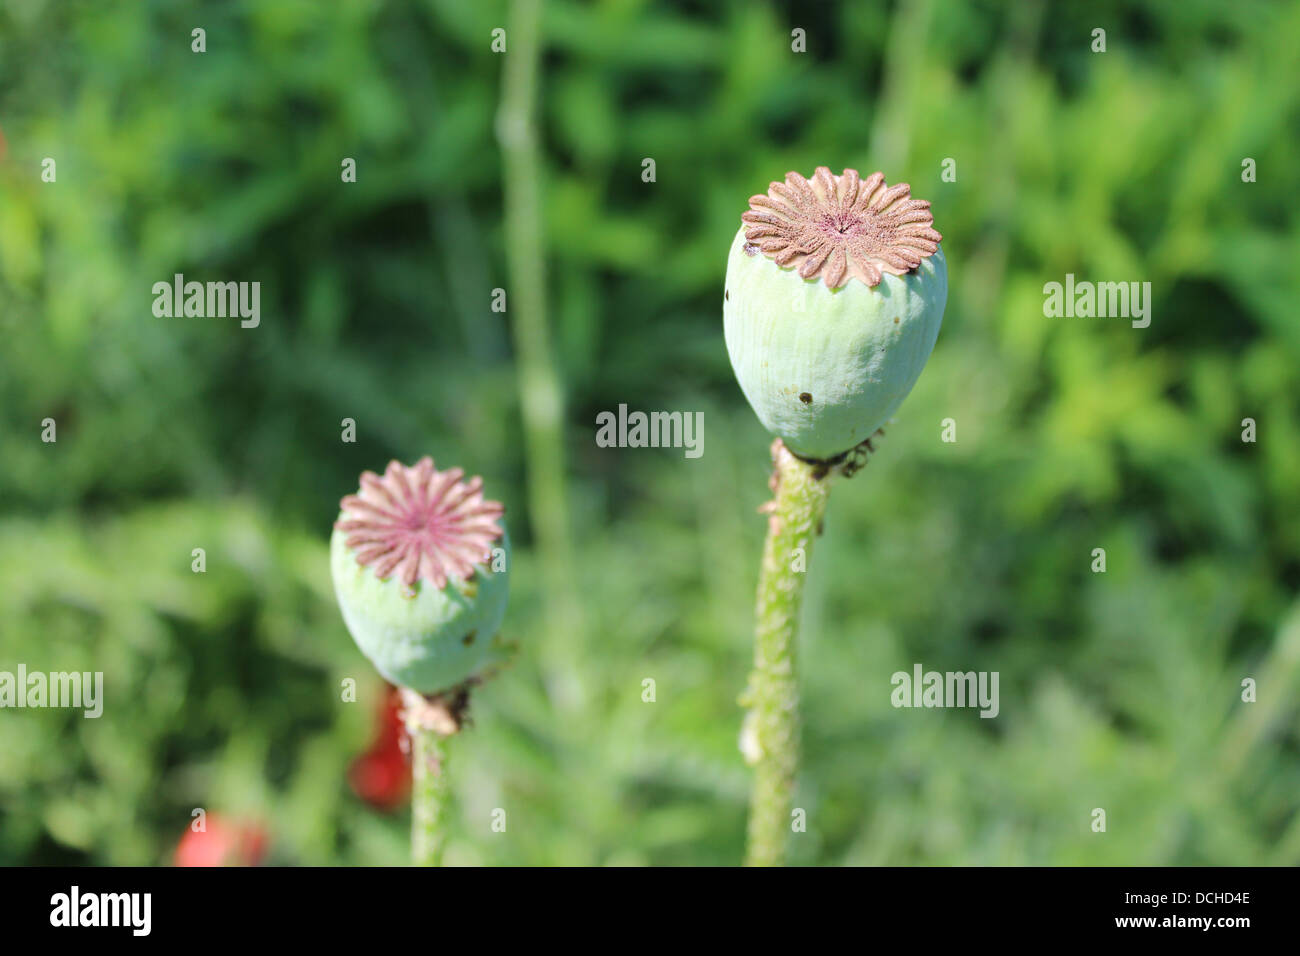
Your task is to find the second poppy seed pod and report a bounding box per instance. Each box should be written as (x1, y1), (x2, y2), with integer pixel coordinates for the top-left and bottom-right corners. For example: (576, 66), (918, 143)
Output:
(724, 167), (948, 460)
(330, 457), (510, 694)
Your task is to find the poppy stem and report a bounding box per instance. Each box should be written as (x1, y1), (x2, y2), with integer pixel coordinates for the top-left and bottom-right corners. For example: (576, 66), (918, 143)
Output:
(500, 0), (584, 647)
(741, 439), (835, 867)
(401, 688), (462, 866)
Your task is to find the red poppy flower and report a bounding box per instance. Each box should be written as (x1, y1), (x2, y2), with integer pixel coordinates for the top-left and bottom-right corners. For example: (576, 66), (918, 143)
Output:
(173, 815), (268, 867)
(348, 683), (411, 810)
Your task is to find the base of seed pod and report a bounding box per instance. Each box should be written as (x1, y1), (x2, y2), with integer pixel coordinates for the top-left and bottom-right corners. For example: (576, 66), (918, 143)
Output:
(400, 684), (472, 738)
(778, 429), (886, 479)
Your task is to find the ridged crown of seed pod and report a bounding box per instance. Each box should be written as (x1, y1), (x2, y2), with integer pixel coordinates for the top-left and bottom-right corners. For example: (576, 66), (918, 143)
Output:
(724, 167), (948, 460)
(330, 457), (511, 694)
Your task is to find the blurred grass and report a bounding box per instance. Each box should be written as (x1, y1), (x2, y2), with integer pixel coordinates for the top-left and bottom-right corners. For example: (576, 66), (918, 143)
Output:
(1, 0), (1298, 865)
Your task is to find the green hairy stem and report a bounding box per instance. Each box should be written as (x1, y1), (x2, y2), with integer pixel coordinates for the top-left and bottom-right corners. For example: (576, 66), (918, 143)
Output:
(402, 688), (461, 867)
(742, 439), (834, 867)
(410, 726), (451, 866)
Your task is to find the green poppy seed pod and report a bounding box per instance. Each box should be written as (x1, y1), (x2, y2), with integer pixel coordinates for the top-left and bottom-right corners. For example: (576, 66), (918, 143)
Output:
(330, 457), (510, 694)
(724, 167), (947, 460)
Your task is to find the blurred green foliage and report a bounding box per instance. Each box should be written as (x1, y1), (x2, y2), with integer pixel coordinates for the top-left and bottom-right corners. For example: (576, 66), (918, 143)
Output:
(1, 0), (1299, 865)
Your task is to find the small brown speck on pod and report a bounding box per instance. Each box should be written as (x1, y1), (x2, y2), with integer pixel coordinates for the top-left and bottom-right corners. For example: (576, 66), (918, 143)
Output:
(893, 316), (900, 324)
(799, 392), (812, 404)
(462, 631), (477, 646)
(725, 290), (729, 301)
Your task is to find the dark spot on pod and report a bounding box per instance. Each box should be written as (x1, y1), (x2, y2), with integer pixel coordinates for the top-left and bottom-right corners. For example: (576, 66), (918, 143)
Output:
(725, 290), (729, 301)
(893, 316), (900, 324)
(462, 631), (477, 646)
(799, 392), (812, 404)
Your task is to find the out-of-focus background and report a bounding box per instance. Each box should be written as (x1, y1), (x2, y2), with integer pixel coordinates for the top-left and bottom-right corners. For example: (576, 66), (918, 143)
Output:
(1, 0), (1298, 866)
